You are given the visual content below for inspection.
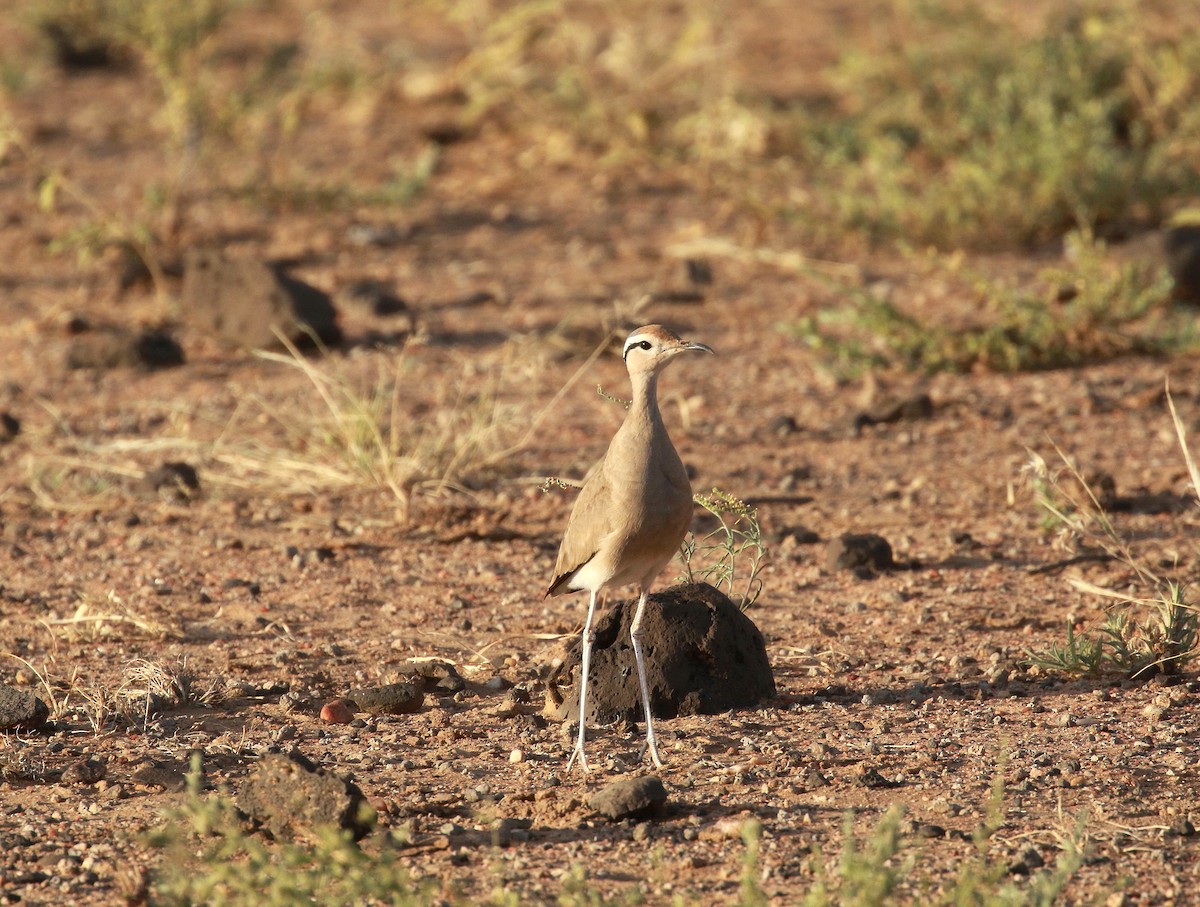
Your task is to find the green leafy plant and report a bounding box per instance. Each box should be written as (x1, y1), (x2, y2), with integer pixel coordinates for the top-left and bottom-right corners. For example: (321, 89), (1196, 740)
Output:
(790, 231), (1185, 376)
(679, 488), (768, 609)
(448, 0), (759, 165)
(147, 755), (438, 906)
(783, 0), (1200, 248)
(1025, 389), (1200, 677)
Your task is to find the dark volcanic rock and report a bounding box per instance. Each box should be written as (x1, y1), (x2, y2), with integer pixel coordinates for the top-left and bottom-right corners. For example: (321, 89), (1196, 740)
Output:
(181, 249), (342, 349)
(346, 682), (423, 715)
(825, 533), (895, 574)
(853, 393), (934, 433)
(143, 461), (201, 502)
(1165, 224), (1200, 302)
(589, 775), (668, 820)
(236, 750), (374, 842)
(0, 411), (19, 444)
(396, 660), (466, 694)
(65, 325), (184, 370)
(61, 757), (107, 785)
(0, 684), (49, 731)
(552, 582), (775, 725)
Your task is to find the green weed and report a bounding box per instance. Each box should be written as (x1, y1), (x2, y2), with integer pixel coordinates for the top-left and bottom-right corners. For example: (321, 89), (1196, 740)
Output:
(147, 755), (440, 906)
(679, 488), (768, 609)
(448, 0), (758, 165)
(33, 0), (233, 146)
(1025, 393), (1200, 678)
(790, 231), (1185, 376)
(783, 0), (1200, 248)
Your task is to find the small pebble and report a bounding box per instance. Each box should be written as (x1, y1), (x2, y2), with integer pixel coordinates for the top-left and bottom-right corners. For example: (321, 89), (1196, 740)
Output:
(320, 699), (355, 724)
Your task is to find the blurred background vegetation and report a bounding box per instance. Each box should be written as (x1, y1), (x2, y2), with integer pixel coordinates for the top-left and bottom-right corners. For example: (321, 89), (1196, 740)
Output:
(3, 0), (1200, 373)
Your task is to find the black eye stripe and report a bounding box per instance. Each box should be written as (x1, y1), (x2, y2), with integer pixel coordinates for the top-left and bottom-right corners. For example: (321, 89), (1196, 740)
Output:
(623, 337), (653, 359)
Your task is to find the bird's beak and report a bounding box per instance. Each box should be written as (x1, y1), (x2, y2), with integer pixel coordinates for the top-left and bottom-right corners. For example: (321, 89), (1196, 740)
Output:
(681, 340), (715, 355)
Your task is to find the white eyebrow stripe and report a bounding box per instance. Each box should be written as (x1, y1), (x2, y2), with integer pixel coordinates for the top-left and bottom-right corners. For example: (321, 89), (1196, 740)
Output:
(623, 334), (651, 359)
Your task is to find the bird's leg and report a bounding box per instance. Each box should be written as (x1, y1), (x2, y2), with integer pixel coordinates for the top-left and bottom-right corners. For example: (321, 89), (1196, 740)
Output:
(630, 587), (665, 769)
(566, 589), (599, 773)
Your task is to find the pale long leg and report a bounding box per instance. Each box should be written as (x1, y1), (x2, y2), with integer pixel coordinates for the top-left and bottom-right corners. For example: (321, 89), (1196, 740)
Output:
(566, 589), (598, 773)
(630, 588), (664, 768)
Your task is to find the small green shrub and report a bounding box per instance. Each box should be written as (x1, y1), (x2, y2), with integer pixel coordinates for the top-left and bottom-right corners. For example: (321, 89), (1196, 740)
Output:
(679, 488), (768, 609)
(782, 0), (1200, 248)
(790, 231), (1185, 375)
(148, 756), (438, 906)
(1025, 401), (1200, 678)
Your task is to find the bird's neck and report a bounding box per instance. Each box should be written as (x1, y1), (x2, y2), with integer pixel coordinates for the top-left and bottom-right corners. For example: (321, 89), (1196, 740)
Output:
(628, 371), (662, 424)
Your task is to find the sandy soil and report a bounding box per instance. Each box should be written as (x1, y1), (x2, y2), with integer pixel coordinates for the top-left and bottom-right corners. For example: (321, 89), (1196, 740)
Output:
(1, 1), (1199, 904)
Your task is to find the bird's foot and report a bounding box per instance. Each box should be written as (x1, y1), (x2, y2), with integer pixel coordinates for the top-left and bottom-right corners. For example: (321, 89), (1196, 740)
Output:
(566, 739), (591, 774)
(638, 736), (665, 770)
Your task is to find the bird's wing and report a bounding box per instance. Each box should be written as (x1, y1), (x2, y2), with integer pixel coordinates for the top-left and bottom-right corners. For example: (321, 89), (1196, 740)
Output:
(545, 461), (616, 597)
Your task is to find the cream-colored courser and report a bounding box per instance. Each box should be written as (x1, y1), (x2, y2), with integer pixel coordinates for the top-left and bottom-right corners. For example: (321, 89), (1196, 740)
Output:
(546, 324), (714, 772)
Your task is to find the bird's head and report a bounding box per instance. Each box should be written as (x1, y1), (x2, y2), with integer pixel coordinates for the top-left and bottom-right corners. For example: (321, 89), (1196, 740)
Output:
(621, 324), (714, 374)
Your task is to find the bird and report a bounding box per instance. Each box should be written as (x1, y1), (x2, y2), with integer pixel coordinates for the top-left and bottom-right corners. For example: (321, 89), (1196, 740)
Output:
(546, 324), (714, 772)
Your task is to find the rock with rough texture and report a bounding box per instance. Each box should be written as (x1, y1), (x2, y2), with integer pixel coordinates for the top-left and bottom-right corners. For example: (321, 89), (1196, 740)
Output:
(181, 249), (342, 350)
(825, 533), (895, 573)
(143, 461), (201, 503)
(0, 411), (19, 443)
(1164, 225), (1200, 302)
(62, 757), (107, 785)
(551, 583), (775, 726)
(0, 684), (49, 731)
(236, 750), (374, 842)
(396, 659), (466, 694)
(346, 682), (423, 715)
(65, 325), (184, 370)
(589, 775), (668, 820)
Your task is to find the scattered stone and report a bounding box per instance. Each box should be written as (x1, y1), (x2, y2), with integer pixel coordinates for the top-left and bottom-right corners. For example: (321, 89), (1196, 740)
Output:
(320, 699), (356, 724)
(130, 761), (188, 791)
(853, 393), (934, 433)
(825, 533), (895, 574)
(768, 415), (800, 436)
(0, 411), (19, 444)
(550, 583), (776, 726)
(805, 765), (830, 789)
(345, 223), (409, 248)
(0, 683), (49, 731)
(776, 525), (820, 546)
(1169, 815), (1196, 837)
(396, 660), (466, 694)
(589, 775), (668, 821)
(338, 278), (411, 319)
(236, 750), (374, 842)
(856, 766), (902, 789)
(345, 682), (423, 716)
(39, 17), (123, 70)
(180, 248), (342, 350)
(496, 691), (522, 719)
(685, 258), (713, 286)
(61, 758), (106, 785)
(1164, 224), (1200, 303)
(142, 461), (201, 503)
(1008, 846), (1045, 875)
(65, 325), (184, 370)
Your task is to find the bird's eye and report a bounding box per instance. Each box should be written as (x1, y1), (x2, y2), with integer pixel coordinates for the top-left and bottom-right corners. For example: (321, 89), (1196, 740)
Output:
(639, 341), (652, 350)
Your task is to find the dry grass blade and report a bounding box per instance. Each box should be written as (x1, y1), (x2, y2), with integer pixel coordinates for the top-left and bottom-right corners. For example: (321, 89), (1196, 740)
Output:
(1166, 382), (1200, 507)
(117, 657), (225, 726)
(40, 597), (180, 641)
(4, 654), (74, 720)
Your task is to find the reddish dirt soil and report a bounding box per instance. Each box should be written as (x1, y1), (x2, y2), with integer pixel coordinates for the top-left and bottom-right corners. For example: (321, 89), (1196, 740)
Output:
(2, 2), (1199, 904)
